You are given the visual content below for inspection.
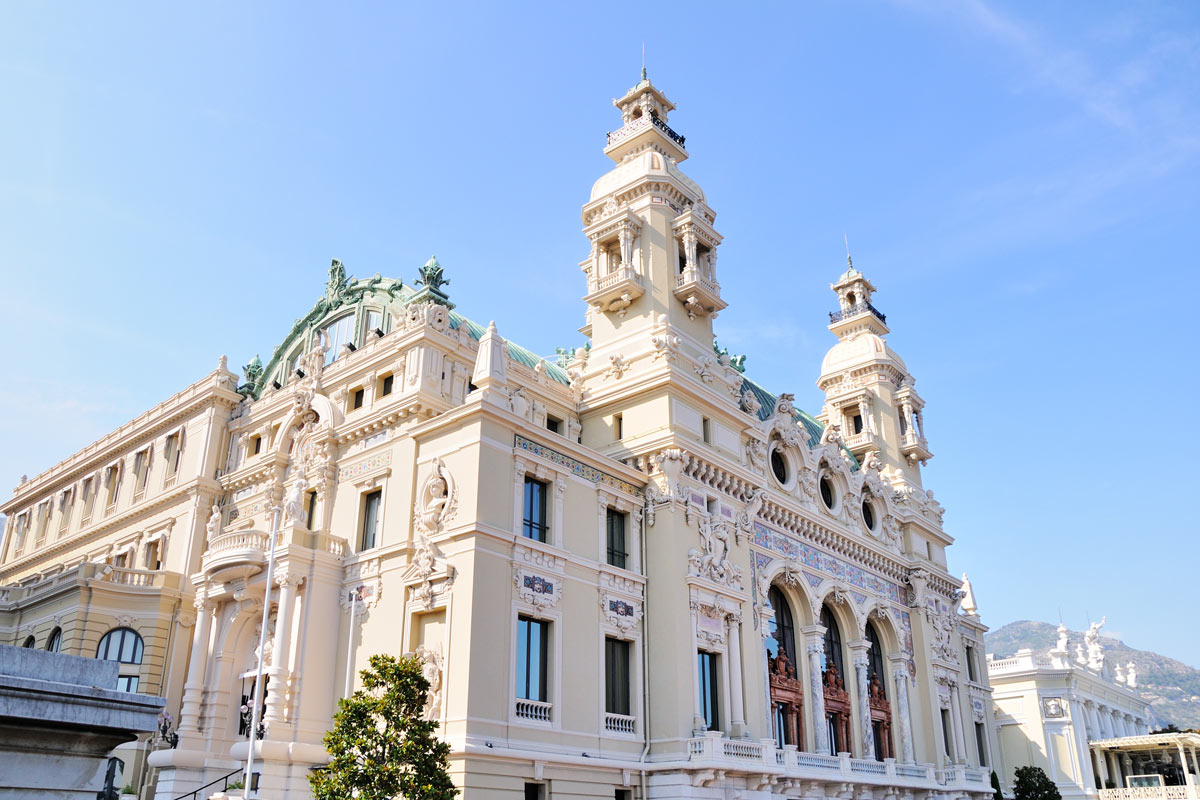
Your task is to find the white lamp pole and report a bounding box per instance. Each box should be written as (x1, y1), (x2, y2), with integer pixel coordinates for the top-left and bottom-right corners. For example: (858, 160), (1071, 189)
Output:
(344, 586), (360, 698)
(244, 502), (282, 796)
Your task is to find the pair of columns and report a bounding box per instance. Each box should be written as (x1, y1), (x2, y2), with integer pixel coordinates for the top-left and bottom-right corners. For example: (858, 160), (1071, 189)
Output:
(941, 679), (968, 764)
(690, 605), (747, 737)
(801, 627), (915, 762)
(176, 572), (304, 740)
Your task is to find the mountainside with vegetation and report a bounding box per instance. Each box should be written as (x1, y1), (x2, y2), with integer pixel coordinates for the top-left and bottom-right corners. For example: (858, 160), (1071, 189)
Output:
(985, 620), (1200, 730)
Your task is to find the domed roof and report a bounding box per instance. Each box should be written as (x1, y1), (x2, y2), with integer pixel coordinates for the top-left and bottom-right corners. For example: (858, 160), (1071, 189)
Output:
(820, 332), (907, 376)
(590, 150), (704, 202)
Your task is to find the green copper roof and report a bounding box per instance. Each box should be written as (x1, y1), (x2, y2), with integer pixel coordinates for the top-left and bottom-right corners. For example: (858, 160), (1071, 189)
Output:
(449, 314), (570, 386)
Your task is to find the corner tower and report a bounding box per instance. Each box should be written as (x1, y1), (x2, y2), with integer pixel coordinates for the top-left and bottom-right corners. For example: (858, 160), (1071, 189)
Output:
(580, 71), (726, 354)
(817, 257), (932, 486)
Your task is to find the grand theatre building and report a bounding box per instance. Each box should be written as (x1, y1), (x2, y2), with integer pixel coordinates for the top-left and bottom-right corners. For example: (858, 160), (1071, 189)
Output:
(1, 75), (1001, 799)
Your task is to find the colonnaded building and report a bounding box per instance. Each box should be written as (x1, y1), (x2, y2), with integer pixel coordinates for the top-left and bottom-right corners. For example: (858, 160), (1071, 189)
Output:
(0, 74), (1003, 800)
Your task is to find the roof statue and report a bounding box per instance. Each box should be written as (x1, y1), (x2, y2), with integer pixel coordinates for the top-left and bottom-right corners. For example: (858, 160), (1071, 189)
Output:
(1055, 622), (1069, 653)
(326, 258), (348, 299)
(239, 355), (263, 396)
(1085, 616), (1106, 671)
(410, 256), (454, 308)
(959, 572), (978, 615)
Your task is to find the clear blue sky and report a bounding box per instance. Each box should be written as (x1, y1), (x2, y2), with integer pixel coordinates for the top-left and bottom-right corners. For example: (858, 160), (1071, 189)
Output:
(2, 2), (1197, 666)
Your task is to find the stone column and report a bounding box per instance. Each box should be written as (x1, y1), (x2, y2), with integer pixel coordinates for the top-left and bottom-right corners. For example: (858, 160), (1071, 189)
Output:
(1092, 747), (1110, 788)
(949, 681), (968, 764)
(892, 664), (915, 763)
(1099, 705), (1114, 739)
(849, 641), (874, 759)
(726, 611), (747, 738)
(177, 591), (214, 738)
(263, 573), (303, 727)
(1086, 701), (1101, 740)
(1179, 744), (1195, 788)
(1070, 699), (1096, 791)
(690, 602), (706, 733)
(804, 626), (829, 755)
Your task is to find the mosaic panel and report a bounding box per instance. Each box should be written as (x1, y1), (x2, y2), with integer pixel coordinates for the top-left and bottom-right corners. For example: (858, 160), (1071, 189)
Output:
(514, 434), (642, 496)
(339, 450), (393, 482)
(752, 522), (904, 603)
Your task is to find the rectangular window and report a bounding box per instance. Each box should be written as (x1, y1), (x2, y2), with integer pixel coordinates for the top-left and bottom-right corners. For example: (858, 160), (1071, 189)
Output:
(81, 477), (96, 521)
(615, 791), (632, 800)
(975, 721), (988, 767)
(352, 388), (365, 410)
(605, 637), (631, 715)
(380, 374), (394, 397)
(116, 675), (139, 693)
(133, 449), (150, 496)
(701, 416), (711, 444)
(165, 430), (185, 477)
(57, 490), (73, 536)
(546, 416), (561, 434)
(145, 540), (161, 570)
(612, 413), (623, 440)
(965, 644), (978, 682)
(365, 310), (383, 336)
(941, 708), (954, 758)
(106, 465), (122, 510)
(516, 616), (549, 702)
(606, 508), (628, 569)
(522, 477), (548, 542)
(698, 651), (719, 731)
(852, 413), (864, 434)
(34, 502), (50, 542)
(252, 436), (262, 455)
(306, 490), (318, 530)
(360, 490), (382, 550)
(524, 784), (545, 800)
(705, 497), (718, 516)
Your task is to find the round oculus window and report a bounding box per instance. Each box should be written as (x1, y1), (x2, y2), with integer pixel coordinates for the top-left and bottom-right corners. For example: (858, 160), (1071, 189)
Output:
(770, 447), (789, 485)
(819, 475), (835, 510)
(861, 499), (876, 531)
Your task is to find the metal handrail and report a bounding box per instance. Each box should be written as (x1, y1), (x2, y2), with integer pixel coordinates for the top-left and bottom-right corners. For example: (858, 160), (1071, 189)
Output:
(173, 768), (242, 800)
(829, 302), (886, 324)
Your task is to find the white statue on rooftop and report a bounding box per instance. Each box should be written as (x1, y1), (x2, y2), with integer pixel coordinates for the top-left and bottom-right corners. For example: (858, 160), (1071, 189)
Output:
(960, 573), (978, 615)
(1085, 616), (1106, 671)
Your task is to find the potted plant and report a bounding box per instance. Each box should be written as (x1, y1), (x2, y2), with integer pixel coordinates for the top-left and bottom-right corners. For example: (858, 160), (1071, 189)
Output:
(119, 784), (138, 800)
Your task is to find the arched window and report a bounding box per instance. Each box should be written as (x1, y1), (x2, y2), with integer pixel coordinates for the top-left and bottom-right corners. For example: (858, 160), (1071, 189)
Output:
(97, 627), (143, 664)
(767, 586), (796, 667)
(866, 622), (886, 683)
(322, 315), (356, 365)
(820, 606), (843, 676)
(22, 635), (35, 648)
(45, 627), (62, 653)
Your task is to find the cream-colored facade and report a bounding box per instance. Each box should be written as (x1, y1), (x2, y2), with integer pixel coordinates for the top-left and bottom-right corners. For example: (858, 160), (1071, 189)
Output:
(2, 74), (1002, 800)
(989, 623), (1151, 800)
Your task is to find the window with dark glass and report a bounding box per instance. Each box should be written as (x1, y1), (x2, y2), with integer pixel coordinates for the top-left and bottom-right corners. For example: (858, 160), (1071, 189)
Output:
(941, 708), (954, 757)
(546, 416), (561, 434)
(606, 508), (628, 569)
(770, 447), (789, 485)
(975, 721), (988, 766)
(306, 490), (318, 530)
(852, 413), (864, 434)
(45, 627), (62, 653)
(360, 490), (382, 550)
(352, 388), (365, 410)
(97, 628), (144, 664)
(380, 374), (394, 396)
(767, 586), (796, 666)
(819, 475), (835, 510)
(252, 436), (262, 455)
(701, 417), (711, 444)
(613, 413), (623, 440)
(516, 616), (548, 702)
(524, 784), (545, 800)
(866, 622), (886, 683)
(605, 637), (631, 715)
(820, 606), (843, 676)
(697, 651), (720, 731)
(965, 643), (978, 682)
(22, 635), (35, 648)
(522, 477), (548, 542)
(861, 499), (876, 531)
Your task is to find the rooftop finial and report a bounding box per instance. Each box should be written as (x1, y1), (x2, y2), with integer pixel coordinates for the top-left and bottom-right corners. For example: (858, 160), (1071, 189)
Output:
(844, 232), (853, 270)
(641, 42), (647, 81)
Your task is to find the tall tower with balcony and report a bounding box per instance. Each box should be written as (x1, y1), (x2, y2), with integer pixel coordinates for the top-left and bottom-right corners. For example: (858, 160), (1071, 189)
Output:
(580, 70), (726, 356)
(817, 258), (932, 486)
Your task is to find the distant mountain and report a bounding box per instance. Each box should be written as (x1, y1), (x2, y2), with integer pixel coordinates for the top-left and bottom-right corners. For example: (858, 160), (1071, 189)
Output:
(985, 620), (1200, 731)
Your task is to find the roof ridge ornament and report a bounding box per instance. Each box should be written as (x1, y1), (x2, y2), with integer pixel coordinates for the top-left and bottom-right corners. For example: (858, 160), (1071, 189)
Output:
(326, 259), (348, 300)
(410, 256), (454, 309)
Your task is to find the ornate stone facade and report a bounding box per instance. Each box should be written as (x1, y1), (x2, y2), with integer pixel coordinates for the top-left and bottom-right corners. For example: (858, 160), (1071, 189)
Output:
(1, 73), (1000, 799)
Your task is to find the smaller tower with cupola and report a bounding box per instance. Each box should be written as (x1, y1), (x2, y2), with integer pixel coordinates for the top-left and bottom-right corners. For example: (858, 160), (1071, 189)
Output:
(817, 257), (932, 487)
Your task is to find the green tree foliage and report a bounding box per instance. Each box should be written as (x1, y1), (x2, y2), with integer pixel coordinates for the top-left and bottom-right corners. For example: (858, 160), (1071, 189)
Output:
(310, 653), (457, 800)
(991, 770), (1006, 800)
(1013, 766), (1062, 800)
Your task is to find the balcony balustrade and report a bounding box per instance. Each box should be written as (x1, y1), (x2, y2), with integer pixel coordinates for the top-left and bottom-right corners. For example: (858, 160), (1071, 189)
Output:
(673, 267), (725, 317)
(514, 698), (552, 723)
(604, 712), (636, 735)
(584, 266), (644, 315)
(829, 302), (887, 325)
(201, 529), (270, 581)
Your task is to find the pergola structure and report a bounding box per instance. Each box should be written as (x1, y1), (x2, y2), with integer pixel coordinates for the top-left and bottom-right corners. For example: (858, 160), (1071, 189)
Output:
(1092, 731), (1200, 800)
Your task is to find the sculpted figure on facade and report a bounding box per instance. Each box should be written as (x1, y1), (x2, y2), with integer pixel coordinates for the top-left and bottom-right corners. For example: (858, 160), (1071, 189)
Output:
(745, 437), (766, 472)
(283, 475), (309, 525)
(959, 572), (978, 616)
(688, 516), (742, 588)
(1085, 616), (1106, 670)
(415, 644), (444, 722)
(739, 388), (761, 416)
(205, 503), (222, 542)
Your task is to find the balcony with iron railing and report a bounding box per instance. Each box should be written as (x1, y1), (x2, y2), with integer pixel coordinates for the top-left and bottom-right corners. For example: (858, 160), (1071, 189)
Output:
(605, 113), (686, 150)
(829, 302), (887, 325)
